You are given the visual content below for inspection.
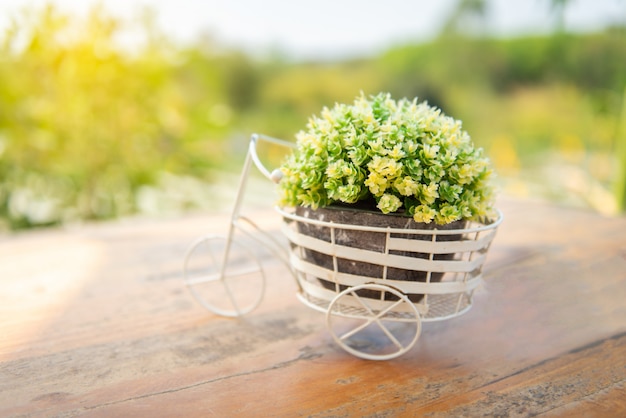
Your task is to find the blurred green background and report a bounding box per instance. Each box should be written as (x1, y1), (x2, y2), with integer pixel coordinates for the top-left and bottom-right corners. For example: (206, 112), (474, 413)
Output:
(0, 0), (625, 230)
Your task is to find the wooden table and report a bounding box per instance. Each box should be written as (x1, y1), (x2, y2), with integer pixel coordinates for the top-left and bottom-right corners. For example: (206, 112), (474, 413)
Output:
(1, 197), (625, 417)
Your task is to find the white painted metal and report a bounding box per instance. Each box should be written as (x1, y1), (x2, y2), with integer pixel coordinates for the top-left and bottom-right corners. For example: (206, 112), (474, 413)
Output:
(183, 134), (503, 360)
(326, 284), (422, 361)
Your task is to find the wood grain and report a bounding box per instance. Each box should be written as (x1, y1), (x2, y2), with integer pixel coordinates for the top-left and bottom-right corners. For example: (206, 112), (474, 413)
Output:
(1, 197), (625, 417)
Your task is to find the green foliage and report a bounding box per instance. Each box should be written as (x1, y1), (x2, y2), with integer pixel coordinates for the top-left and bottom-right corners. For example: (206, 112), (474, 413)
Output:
(378, 28), (626, 98)
(0, 6), (231, 228)
(277, 93), (495, 224)
(615, 87), (626, 211)
(0, 4), (624, 230)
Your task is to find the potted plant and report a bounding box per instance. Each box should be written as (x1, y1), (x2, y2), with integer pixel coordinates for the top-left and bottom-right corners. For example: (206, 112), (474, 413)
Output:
(276, 92), (497, 301)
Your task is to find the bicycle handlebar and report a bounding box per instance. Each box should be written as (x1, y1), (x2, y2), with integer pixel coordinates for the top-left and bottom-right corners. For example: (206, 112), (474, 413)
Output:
(249, 133), (295, 183)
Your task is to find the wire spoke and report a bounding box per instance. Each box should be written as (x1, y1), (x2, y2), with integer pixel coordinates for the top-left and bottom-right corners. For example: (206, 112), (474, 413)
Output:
(338, 290), (411, 350)
(352, 290), (408, 321)
(374, 319), (404, 350)
(327, 283), (424, 359)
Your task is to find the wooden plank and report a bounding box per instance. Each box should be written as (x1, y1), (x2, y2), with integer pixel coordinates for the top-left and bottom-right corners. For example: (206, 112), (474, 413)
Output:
(0, 198), (625, 416)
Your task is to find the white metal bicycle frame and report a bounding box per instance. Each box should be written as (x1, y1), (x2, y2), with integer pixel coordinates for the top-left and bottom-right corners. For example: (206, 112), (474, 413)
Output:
(184, 133), (503, 360)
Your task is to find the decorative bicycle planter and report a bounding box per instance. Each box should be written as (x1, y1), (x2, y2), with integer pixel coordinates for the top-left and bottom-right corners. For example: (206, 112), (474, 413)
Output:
(183, 134), (502, 360)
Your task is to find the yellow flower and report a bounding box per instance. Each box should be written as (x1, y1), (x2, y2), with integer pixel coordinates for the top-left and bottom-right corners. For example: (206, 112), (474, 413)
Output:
(393, 176), (419, 197)
(368, 138), (385, 155)
(413, 205), (436, 224)
(422, 144), (440, 160)
(377, 193), (402, 214)
(343, 125), (357, 146)
(364, 172), (388, 196)
(434, 204), (461, 224)
(383, 95), (397, 112)
(368, 155), (402, 177)
(403, 140), (418, 155)
(387, 144), (406, 159)
(336, 184), (361, 203)
(326, 161), (342, 179)
(321, 106), (334, 123)
(380, 122), (393, 134)
(418, 182), (439, 205)
(456, 163), (475, 184)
